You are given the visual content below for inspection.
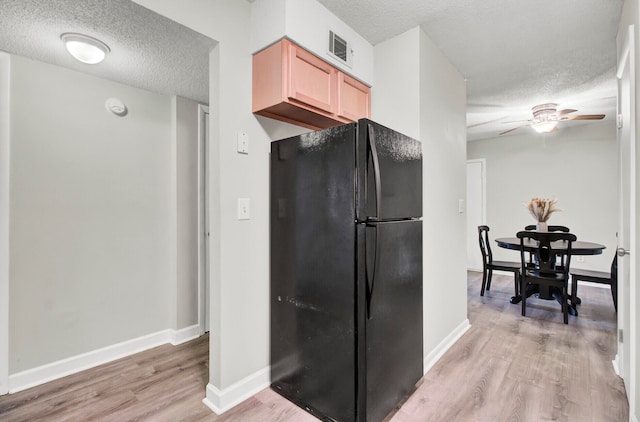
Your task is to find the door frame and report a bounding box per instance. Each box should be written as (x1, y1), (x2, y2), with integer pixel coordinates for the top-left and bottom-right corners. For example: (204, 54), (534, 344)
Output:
(616, 23), (637, 416)
(198, 104), (210, 334)
(466, 159), (486, 271)
(0, 52), (10, 395)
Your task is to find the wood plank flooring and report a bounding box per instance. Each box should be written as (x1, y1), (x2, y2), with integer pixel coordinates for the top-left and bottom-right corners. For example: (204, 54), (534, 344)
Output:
(0, 271), (628, 421)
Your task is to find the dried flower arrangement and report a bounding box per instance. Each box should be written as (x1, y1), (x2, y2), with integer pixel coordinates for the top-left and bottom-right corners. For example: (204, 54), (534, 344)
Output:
(525, 197), (561, 222)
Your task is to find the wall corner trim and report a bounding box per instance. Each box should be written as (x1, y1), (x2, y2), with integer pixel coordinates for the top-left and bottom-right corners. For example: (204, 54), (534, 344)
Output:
(203, 367), (270, 414)
(423, 318), (471, 374)
(8, 324), (203, 393)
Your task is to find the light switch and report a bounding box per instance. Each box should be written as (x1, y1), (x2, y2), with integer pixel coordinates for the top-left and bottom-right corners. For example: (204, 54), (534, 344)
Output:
(238, 198), (250, 220)
(458, 199), (465, 214)
(237, 131), (249, 154)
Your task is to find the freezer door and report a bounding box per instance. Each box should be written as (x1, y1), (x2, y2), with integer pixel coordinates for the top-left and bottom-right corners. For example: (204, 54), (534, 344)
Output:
(356, 119), (422, 221)
(270, 124), (358, 422)
(356, 219), (423, 422)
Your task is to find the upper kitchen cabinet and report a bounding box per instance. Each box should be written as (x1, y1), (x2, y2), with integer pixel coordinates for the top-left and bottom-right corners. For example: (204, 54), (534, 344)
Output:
(253, 38), (370, 130)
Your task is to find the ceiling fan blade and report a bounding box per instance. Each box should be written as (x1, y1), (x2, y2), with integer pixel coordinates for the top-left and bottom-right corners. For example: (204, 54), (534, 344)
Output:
(499, 125), (528, 135)
(562, 114), (605, 121)
(501, 119), (532, 124)
(557, 109), (578, 116)
(467, 115), (511, 129)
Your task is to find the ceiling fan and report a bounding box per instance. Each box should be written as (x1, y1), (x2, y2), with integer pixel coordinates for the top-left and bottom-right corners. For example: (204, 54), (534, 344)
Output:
(499, 103), (605, 135)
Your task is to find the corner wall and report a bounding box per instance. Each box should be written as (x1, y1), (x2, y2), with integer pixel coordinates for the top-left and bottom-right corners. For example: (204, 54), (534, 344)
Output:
(373, 26), (469, 373)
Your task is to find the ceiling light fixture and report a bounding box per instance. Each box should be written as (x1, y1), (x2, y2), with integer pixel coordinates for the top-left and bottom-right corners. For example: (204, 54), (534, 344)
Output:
(61, 33), (110, 64)
(531, 120), (558, 133)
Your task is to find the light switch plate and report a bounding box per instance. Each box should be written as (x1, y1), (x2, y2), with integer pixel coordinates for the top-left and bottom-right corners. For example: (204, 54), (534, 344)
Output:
(238, 198), (250, 220)
(237, 132), (249, 154)
(458, 199), (465, 214)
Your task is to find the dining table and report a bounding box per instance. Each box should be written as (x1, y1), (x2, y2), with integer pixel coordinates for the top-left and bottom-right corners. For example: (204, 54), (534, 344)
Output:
(494, 237), (606, 316)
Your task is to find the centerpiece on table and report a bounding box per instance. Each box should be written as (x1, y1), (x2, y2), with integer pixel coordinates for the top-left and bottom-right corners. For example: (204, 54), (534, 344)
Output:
(525, 197), (561, 231)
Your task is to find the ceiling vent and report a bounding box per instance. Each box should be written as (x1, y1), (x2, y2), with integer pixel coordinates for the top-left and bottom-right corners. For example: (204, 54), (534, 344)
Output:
(328, 30), (353, 68)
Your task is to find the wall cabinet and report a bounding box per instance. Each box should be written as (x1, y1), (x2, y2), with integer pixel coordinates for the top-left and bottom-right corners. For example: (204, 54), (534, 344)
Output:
(253, 38), (370, 130)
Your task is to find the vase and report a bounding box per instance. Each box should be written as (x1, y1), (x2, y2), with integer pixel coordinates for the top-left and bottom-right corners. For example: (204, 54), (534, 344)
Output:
(536, 222), (548, 232)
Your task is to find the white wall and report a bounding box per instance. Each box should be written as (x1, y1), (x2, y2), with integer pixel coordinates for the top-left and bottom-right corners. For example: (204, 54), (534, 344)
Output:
(250, 0), (374, 85)
(9, 55), (174, 372)
(467, 122), (618, 272)
(418, 28), (469, 360)
(371, 28), (421, 138)
(374, 26), (469, 370)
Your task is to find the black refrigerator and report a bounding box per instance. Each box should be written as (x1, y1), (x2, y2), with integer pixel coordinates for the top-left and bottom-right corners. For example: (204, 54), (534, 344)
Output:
(270, 119), (423, 422)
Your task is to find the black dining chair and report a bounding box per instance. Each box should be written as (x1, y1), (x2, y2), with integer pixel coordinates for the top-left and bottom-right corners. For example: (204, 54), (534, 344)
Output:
(570, 254), (617, 311)
(478, 225), (520, 297)
(517, 230), (577, 324)
(524, 225), (571, 269)
(524, 225), (570, 232)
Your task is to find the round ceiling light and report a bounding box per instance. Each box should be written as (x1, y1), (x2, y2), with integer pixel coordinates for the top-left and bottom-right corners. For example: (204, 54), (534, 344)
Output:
(61, 33), (110, 64)
(532, 120), (558, 133)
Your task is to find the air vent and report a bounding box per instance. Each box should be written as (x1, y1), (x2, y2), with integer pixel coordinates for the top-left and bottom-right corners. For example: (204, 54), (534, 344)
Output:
(328, 30), (353, 67)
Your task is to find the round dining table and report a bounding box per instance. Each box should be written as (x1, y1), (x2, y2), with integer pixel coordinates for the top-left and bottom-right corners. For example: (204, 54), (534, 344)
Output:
(494, 237), (606, 315)
(495, 237), (606, 256)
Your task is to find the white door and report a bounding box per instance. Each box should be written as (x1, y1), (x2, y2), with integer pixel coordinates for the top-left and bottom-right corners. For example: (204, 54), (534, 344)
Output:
(466, 159), (485, 271)
(616, 24), (636, 408)
(198, 105), (210, 334)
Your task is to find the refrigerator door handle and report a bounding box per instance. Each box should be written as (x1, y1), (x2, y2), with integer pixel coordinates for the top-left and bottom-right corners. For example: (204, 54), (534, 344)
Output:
(365, 222), (380, 320)
(367, 124), (382, 221)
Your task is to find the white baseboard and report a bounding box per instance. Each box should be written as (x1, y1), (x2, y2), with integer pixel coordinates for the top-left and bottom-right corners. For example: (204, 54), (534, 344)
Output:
(170, 324), (201, 345)
(8, 324), (202, 393)
(203, 367), (270, 414)
(423, 318), (471, 374)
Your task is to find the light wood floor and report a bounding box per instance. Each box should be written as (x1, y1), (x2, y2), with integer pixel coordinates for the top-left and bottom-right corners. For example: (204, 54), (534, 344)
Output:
(0, 271), (628, 421)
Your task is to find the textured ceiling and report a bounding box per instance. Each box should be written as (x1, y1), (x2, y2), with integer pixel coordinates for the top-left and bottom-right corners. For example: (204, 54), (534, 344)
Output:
(0, 0), (625, 140)
(0, 0), (216, 104)
(318, 0), (624, 140)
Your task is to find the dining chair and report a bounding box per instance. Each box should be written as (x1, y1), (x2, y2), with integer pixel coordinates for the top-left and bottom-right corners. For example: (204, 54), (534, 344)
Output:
(517, 230), (577, 324)
(524, 225), (571, 269)
(478, 225), (520, 297)
(570, 254), (617, 311)
(524, 225), (570, 232)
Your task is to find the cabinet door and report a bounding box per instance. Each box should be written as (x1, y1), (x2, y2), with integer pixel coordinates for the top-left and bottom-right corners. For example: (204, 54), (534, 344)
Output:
(287, 42), (336, 114)
(337, 73), (370, 121)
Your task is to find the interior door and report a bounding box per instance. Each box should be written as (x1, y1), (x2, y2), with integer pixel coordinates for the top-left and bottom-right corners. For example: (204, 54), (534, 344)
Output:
(616, 24), (635, 400)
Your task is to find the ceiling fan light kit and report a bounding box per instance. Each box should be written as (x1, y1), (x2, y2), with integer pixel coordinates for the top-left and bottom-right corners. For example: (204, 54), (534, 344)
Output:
(61, 33), (110, 64)
(532, 120), (558, 133)
(499, 103), (605, 136)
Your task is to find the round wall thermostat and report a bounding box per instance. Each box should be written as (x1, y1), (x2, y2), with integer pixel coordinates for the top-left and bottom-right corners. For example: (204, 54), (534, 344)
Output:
(105, 98), (128, 116)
